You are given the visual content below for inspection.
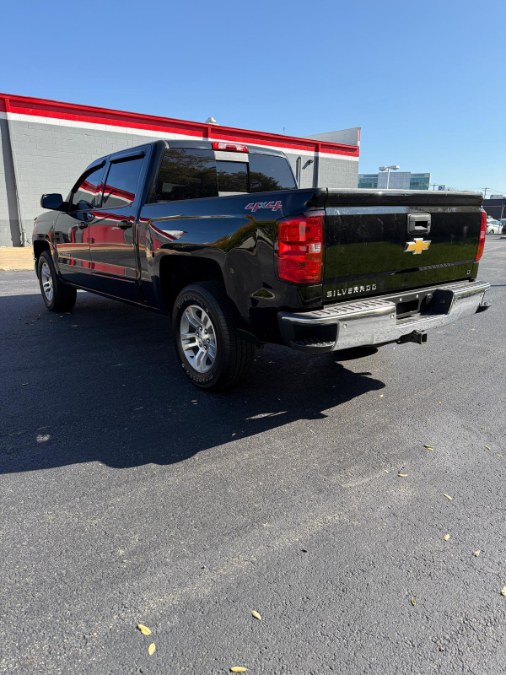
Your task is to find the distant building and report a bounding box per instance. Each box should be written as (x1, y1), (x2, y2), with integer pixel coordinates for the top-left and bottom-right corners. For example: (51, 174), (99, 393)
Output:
(483, 196), (506, 221)
(358, 171), (431, 190)
(358, 173), (380, 189)
(408, 173), (431, 190)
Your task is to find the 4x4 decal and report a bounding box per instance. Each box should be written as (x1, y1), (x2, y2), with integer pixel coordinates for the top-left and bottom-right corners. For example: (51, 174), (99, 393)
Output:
(245, 200), (283, 213)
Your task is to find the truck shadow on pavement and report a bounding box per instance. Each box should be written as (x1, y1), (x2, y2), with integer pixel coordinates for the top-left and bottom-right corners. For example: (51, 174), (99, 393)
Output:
(0, 293), (385, 473)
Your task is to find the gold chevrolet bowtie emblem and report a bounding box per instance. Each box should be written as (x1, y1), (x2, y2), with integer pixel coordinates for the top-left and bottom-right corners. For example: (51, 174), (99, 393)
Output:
(404, 238), (431, 255)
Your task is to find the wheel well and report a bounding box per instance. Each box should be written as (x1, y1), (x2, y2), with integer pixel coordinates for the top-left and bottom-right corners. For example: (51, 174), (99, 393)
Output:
(33, 240), (51, 265)
(159, 256), (226, 312)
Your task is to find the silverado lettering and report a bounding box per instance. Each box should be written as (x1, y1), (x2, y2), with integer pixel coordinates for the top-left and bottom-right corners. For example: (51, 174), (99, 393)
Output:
(326, 284), (377, 298)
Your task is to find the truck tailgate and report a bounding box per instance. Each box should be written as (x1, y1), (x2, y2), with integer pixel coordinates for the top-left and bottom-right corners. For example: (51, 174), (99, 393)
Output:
(321, 189), (483, 302)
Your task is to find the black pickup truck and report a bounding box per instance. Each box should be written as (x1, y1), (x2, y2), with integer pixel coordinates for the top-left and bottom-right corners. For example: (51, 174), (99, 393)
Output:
(32, 139), (490, 390)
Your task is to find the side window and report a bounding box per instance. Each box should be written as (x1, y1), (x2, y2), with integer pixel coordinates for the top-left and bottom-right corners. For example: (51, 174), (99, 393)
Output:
(149, 148), (217, 202)
(102, 156), (144, 209)
(71, 165), (105, 210)
(249, 154), (296, 192)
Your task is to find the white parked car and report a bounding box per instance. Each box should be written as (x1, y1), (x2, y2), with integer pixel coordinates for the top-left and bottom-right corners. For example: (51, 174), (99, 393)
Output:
(486, 217), (502, 234)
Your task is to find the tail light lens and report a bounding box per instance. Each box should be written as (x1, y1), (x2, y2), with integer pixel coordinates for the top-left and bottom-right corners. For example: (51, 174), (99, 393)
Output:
(277, 212), (324, 283)
(476, 210), (487, 261)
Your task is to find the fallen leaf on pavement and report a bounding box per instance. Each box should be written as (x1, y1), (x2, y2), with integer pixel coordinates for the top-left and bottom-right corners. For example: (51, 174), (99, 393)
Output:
(251, 610), (262, 620)
(148, 643), (156, 656)
(444, 494), (453, 501)
(230, 667), (248, 673)
(501, 587), (506, 597)
(137, 623), (152, 636)
(398, 472), (408, 478)
(473, 550), (481, 557)
(443, 534), (450, 541)
(424, 444), (434, 451)
(410, 597), (417, 606)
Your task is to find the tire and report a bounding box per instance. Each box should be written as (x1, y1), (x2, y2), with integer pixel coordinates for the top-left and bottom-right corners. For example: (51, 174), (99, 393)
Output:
(172, 282), (255, 391)
(37, 250), (77, 312)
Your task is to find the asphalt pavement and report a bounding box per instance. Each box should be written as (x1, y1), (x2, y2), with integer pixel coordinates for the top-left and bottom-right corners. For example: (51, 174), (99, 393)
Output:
(1, 238), (505, 674)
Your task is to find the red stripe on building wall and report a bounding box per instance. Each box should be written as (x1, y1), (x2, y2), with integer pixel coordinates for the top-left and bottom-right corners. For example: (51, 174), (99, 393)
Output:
(0, 93), (359, 158)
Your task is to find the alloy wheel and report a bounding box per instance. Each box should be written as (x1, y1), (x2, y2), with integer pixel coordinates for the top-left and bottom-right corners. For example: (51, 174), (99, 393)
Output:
(179, 304), (217, 373)
(40, 261), (54, 303)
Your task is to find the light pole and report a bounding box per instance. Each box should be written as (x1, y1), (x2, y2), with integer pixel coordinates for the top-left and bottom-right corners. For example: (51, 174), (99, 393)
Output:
(379, 165), (400, 189)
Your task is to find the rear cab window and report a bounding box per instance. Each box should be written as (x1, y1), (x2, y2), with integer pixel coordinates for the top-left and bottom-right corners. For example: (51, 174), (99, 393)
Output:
(216, 161), (248, 193)
(215, 151), (296, 196)
(148, 145), (296, 203)
(248, 154), (296, 192)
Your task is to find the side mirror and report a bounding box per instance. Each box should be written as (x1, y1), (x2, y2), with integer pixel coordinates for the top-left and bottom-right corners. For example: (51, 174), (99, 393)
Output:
(41, 193), (64, 210)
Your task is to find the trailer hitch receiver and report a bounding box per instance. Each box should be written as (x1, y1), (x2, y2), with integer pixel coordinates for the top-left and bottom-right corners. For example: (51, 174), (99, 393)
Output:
(397, 330), (428, 345)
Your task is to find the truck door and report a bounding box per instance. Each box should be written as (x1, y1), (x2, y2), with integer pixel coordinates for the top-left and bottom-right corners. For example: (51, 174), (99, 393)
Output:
(87, 153), (145, 301)
(53, 163), (105, 287)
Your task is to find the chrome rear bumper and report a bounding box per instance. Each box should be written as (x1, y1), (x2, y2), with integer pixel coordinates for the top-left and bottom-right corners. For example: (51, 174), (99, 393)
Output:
(278, 280), (490, 352)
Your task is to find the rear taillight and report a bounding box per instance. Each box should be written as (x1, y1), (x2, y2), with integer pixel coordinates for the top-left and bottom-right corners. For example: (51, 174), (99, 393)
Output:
(277, 212), (324, 284)
(476, 210), (487, 261)
(211, 141), (248, 153)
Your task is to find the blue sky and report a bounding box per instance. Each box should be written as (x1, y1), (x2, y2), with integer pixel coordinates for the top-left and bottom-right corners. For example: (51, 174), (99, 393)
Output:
(1, 0), (504, 193)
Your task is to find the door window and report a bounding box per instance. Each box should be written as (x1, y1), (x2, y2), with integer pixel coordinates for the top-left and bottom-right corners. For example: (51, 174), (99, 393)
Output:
(71, 165), (105, 210)
(102, 156), (144, 209)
